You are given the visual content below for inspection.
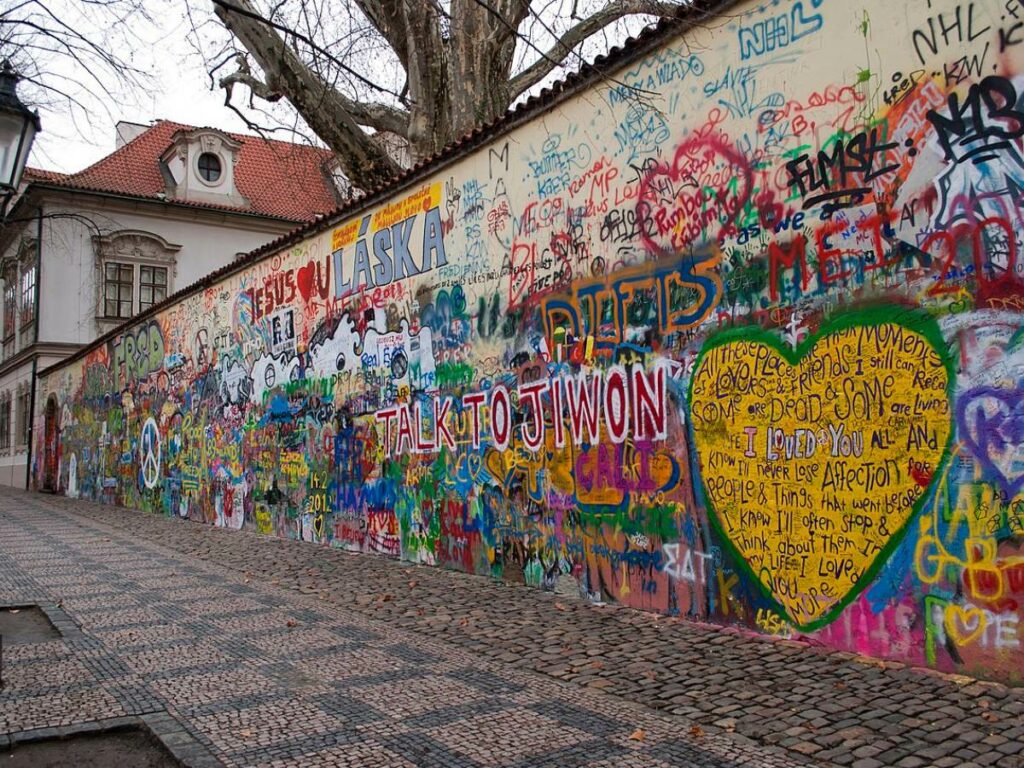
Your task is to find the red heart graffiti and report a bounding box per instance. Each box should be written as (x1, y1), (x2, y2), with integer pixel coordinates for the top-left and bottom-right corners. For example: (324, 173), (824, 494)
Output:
(637, 135), (753, 258)
(296, 261), (316, 303)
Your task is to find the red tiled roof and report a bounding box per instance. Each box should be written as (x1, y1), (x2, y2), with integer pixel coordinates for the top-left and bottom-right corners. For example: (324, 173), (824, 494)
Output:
(24, 167), (68, 182)
(29, 121), (339, 222)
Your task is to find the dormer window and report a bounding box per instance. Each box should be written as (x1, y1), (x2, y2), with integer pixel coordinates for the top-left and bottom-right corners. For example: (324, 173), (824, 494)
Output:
(198, 152), (222, 184)
(160, 129), (247, 207)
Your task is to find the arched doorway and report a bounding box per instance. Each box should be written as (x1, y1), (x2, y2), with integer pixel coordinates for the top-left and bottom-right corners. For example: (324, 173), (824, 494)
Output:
(42, 395), (58, 492)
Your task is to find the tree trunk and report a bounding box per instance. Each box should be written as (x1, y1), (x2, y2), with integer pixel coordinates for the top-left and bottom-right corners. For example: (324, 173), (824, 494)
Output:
(445, 0), (528, 141)
(397, 1), (451, 162)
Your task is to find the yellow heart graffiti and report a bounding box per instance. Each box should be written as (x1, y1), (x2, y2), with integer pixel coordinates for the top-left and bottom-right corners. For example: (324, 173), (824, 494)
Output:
(944, 604), (986, 646)
(690, 313), (952, 630)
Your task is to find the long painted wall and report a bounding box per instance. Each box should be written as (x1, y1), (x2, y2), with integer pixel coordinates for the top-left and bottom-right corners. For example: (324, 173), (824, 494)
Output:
(37, 0), (1024, 682)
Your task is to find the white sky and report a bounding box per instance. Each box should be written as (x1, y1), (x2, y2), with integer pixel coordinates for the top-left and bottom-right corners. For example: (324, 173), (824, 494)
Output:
(29, 3), (273, 174)
(23, 1), (662, 175)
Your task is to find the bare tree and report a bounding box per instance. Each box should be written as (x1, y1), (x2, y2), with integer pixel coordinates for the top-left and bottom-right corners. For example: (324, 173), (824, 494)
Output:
(208, 0), (697, 189)
(0, 0), (155, 147)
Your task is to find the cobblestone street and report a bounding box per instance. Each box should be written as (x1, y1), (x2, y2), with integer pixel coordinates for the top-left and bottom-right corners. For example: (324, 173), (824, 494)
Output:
(0, 490), (1022, 767)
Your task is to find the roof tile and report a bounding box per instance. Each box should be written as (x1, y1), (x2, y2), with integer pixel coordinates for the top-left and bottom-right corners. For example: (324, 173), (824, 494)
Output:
(31, 120), (339, 222)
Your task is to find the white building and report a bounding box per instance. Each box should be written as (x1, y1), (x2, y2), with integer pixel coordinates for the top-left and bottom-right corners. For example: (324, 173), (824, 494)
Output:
(0, 120), (343, 487)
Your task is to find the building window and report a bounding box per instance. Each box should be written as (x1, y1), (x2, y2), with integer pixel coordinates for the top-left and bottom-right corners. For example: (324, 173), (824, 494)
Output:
(198, 152), (222, 183)
(139, 265), (167, 311)
(104, 262), (170, 319)
(104, 262), (135, 319)
(2, 272), (14, 362)
(0, 394), (11, 451)
(3, 276), (14, 333)
(20, 263), (35, 324)
(15, 385), (30, 450)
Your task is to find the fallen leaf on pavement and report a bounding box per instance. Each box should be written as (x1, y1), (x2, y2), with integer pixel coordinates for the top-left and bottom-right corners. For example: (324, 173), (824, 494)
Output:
(978, 699), (990, 709)
(981, 712), (999, 722)
(628, 728), (645, 741)
(239, 729), (251, 738)
(286, 619), (298, 628)
(688, 725), (704, 738)
(379, 593), (393, 602)
(459, 617), (469, 626)
(408, 580), (418, 588)
(554, 602), (567, 611)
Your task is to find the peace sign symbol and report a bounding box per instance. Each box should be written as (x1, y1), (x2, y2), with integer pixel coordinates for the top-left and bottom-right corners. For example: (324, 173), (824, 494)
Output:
(140, 417), (161, 489)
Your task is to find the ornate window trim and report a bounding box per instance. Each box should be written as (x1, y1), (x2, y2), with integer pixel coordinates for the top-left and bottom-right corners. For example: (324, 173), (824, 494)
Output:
(93, 230), (181, 322)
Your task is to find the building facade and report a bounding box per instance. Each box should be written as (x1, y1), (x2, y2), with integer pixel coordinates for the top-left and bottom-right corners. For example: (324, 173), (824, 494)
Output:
(0, 120), (342, 486)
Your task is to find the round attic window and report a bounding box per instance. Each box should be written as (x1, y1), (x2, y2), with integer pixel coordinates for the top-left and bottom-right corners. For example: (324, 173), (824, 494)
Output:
(197, 152), (222, 183)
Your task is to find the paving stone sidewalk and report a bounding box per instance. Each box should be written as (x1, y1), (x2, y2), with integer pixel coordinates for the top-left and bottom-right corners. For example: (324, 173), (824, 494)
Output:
(10, 490), (1024, 768)
(0, 490), (811, 768)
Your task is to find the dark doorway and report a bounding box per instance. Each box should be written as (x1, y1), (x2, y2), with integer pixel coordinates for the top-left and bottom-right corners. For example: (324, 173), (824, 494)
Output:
(42, 394), (58, 492)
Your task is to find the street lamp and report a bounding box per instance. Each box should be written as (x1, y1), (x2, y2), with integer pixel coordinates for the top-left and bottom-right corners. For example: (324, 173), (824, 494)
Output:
(0, 60), (40, 215)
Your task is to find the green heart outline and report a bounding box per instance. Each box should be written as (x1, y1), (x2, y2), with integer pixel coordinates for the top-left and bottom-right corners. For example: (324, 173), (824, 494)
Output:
(687, 305), (955, 632)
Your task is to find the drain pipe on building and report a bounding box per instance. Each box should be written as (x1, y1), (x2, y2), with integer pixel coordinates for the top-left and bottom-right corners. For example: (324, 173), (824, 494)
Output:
(23, 205), (42, 490)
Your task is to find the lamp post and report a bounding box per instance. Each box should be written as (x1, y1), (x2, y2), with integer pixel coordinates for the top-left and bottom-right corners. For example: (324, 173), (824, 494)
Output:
(0, 60), (40, 219)
(0, 59), (37, 669)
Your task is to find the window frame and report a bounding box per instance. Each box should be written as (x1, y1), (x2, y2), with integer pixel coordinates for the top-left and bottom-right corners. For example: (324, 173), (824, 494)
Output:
(0, 394), (12, 452)
(15, 385), (30, 450)
(102, 261), (169, 320)
(2, 270), (15, 342)
(103, 261), (135, 320)
(138, 264), (168, 312)
(19, 265), (35, 325)
(196, 151), (223, 185)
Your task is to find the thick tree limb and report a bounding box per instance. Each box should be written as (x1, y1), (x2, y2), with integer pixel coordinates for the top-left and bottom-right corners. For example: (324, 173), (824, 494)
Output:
(399, 0), (448, 159)
(218, 52), (410, 135)
(219, 54), (283, 101)
(353, 0), (409, 69)
(214, 0), (403, 187)
(507, 0), (687, 98)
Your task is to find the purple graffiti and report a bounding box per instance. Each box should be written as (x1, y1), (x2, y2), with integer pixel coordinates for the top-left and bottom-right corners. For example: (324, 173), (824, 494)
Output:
(957, 386), (1024, 495)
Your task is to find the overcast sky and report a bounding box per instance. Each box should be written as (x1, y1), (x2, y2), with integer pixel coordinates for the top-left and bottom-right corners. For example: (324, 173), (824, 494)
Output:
(22, 1), (661, 175)
(27, 3), (270, 174)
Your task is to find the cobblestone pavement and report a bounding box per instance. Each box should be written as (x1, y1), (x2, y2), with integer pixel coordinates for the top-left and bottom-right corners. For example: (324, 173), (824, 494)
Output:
(0, 490), (810, 768)
(4, 491), (1024, 767)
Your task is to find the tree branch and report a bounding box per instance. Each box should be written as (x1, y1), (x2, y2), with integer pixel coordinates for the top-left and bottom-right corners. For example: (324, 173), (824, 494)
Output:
(213, 0), (404, 187)
(354, 0), (410, 69)
(507, 0), (688, 98)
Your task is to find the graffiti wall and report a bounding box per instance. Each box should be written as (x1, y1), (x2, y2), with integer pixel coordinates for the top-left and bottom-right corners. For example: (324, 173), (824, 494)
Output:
(36, 0), (1024, 681)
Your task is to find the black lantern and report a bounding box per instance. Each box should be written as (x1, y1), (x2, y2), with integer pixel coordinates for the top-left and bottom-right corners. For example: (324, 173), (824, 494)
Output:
(0, 60), (40, 204)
